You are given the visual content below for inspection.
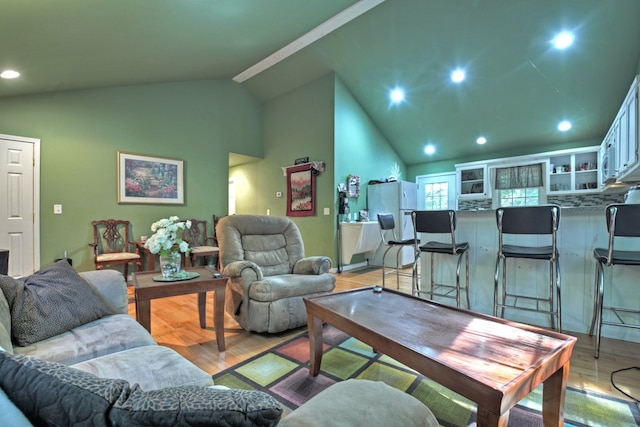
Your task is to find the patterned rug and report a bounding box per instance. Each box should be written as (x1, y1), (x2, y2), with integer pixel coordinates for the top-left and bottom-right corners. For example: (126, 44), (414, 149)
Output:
(213, 325), (640, 426)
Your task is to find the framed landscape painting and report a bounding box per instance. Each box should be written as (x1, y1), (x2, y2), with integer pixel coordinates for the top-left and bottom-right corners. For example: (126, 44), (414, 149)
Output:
(286, 164), (315, 217)
(117, 152), (184, 204)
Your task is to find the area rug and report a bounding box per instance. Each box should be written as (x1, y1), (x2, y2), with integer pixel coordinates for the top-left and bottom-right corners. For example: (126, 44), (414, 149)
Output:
(213, 325), (640, 427)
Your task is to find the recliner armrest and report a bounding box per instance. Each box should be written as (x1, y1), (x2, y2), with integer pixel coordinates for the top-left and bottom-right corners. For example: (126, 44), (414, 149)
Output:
(293, 256), (331, 275)
(223, 260), (264, 282)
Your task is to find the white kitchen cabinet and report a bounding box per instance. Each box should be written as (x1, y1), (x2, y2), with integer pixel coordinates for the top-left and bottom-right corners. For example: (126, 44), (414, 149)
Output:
(456, 164), (489, 198)
(548, 147), (599, 194)
(616, 75), (639, 181)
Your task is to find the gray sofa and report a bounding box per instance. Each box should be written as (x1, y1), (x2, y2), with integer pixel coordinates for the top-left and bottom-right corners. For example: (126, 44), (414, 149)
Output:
(217, 215), (336, 333)
(0, 263), (437, 426)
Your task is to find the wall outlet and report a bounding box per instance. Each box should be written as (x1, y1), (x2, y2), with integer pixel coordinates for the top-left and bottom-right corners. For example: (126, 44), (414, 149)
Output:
(53, 204), (63, 214)
(267, 209), (270, 215)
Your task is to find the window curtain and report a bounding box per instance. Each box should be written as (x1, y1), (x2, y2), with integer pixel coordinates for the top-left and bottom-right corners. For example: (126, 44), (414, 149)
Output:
(495, 163), (543, 189)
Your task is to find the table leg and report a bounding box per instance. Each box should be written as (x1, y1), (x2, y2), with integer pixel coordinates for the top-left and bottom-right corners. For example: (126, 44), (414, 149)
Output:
(476, 407), (508, 427)
(136, 299), (151, 333)
(542, 361), (570, 426)
(307, 314), (324, 377)
(197, 290), (226, 351)
(213, 288), (226, 351)
(198, 292), (207, 328)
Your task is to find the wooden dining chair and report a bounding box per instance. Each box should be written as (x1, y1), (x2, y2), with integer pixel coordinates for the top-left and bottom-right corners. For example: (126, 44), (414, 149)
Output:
(185, 218), (219, 267)
(89, 219), (141, 279)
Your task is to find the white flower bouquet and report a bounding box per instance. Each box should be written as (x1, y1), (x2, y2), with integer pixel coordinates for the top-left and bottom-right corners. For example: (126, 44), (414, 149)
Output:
(144, 216), (192, 255)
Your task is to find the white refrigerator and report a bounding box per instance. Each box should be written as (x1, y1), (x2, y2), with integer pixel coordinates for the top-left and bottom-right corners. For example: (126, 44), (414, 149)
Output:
(367, 181), (418, 267)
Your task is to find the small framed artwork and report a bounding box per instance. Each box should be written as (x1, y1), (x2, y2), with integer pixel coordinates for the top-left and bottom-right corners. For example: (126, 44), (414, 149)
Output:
(117, 151), (184, 204)
(286, 164), (315, 217)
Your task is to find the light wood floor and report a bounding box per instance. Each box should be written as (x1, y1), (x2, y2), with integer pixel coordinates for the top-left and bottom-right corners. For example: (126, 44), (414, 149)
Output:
(128, 267), (640, 404)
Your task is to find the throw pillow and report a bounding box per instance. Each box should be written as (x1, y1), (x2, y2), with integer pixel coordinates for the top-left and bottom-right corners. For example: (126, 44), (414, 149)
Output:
(0, 352), (283, 427)
(0, 260), (113, 346)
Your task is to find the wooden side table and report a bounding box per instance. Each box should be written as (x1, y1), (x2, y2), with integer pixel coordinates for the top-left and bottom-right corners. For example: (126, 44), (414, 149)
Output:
(132, 266), (227, 351)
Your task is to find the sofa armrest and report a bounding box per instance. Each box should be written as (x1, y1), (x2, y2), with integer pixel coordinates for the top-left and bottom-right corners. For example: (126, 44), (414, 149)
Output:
(79, 270), (128, 314)
(280, 379), (438, 427)
(0, 387), (33, 427)
(292, 256), (332, 275)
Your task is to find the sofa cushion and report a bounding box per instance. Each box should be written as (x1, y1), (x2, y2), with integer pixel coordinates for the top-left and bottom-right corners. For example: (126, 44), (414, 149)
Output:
(0, 288), (12, 353)
(0, 352), (283, 427)
(14, 314), (156, 365)
(71, 345), (214, 390)
(0, 260), (113, 346)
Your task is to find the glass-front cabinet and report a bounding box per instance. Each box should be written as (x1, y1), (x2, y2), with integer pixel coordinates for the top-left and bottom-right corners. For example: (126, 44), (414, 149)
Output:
(548, 147), (599, 194)
(457, 164), (489, 198)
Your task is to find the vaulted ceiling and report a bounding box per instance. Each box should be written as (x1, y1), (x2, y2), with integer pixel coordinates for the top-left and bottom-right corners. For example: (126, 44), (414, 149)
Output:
(1, 0), (639, 165)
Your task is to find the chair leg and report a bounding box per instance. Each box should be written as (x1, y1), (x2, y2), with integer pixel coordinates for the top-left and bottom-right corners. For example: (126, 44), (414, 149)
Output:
(548, 261), (555, 330)
(465, 251), (470, 309)
(395, 247), (402, 289)
(501, 257), (507, 318)
(591, 262), (606, 358)
(430, 253), (435, 296)
(555, 258), (561, 332)
(588, 262), (602, 336)
(455, 253), (463, 308)
(381, 246), (393, 288)
(493, 255), (501, 317)
(413, 249), (421, 295)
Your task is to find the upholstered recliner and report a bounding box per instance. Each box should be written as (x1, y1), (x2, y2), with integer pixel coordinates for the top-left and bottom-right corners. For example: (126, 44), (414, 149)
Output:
(217, 215), (336, 333)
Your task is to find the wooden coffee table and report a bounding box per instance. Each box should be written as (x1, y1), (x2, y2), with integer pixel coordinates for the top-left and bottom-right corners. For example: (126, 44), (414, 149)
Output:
(133, 266), (227, 351)
(304, 287), (576, 427)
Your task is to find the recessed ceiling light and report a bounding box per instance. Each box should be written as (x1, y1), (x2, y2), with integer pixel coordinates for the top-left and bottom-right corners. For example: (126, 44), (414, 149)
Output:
(557, 120), (572, 132)
(476, 136), (487, 145)
(390, 88), (405, 103)
(451, 69), (465, 83)
(424, 144), (436, 155)
(0, 69), (20, 79)
(552, 31), (574, 49)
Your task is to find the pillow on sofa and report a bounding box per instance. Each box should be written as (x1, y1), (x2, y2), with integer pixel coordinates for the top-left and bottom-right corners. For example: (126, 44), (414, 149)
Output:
(0, 260), (113, 346)
(0, 352), (283, 427)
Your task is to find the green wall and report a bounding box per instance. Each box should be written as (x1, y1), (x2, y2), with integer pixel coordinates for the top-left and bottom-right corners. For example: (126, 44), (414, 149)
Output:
(0, 80), (262, 272)
(334, 76), (406, 265)
(230, 74), (405, 266)
(231, 74), (337, 260)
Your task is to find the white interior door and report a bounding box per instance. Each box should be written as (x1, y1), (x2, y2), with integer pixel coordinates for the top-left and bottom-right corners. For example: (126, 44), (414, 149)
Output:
(0, 134), (40, 277)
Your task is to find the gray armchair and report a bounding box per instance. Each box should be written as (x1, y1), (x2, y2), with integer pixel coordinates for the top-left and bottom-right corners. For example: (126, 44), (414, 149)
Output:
(216, 215), (336, 333)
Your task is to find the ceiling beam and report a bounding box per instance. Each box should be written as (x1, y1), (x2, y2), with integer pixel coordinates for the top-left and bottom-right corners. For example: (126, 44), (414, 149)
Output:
(233, 0), (385, 83)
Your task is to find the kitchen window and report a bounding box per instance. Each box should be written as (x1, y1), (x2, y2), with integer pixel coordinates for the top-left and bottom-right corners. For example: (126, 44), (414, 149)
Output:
(494, 163), (545, 207)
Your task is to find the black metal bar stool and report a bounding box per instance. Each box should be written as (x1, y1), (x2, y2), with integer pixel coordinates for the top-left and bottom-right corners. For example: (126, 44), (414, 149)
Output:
(589, 203), (640, 358)
(411, 210), (470, 308)
(494, 205), (561, 331)
(377, 213), (418, 289)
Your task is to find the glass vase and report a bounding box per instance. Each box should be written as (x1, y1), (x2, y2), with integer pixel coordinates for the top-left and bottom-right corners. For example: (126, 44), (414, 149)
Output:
(159, 251), (181, 279)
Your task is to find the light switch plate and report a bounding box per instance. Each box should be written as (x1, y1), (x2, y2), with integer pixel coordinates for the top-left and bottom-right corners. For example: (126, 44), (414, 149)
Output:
(53, 204), (63, 214)
(323, 207), (330, 215)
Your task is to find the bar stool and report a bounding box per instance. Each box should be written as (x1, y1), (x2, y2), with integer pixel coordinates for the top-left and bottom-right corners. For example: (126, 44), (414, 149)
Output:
(589, 203), (640, 358)
(411, 210), (470, 308)
(377, 213), (419, 289)
(494, 205), (561, 331)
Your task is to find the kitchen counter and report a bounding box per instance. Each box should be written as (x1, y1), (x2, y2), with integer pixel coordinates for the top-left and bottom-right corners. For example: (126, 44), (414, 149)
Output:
(418, 206), (640, 344)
